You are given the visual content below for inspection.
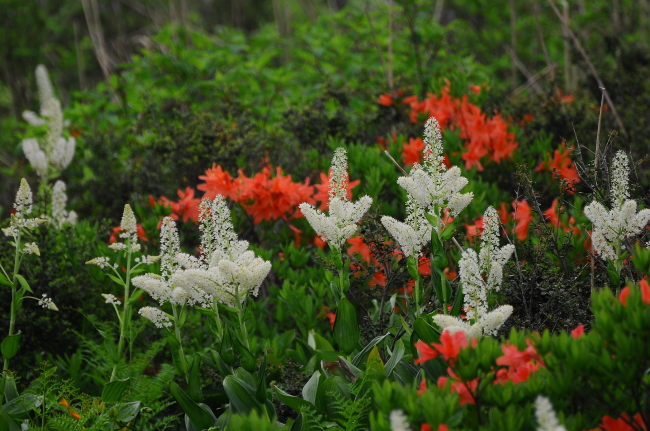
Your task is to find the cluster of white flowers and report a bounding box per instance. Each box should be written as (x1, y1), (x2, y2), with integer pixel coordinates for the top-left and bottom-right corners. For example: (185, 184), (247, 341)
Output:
(382, 194), (432, 257)
(51, 180), (77, 228)
(389, 410), (412, 431)
(2, 179), (46, 239)
(22, 242), (40, 256)
(535, 396), (566, 431)
(135, 200), (272, 313)
(431, 206), (514, 337)
(38, 294), (58, 311)
(460, 206), (514, 320)
(101, 293), (121, 306)
(139, 306), (172, 328)
(86, 256), (111, 269)
(116, 204), (141, 252)
(299, 148), (373, 249)
(397, 117), (473, 218)
(22, 65), (75, 178)
(584, 151), (650, 261)
(432, 304), (513, 338)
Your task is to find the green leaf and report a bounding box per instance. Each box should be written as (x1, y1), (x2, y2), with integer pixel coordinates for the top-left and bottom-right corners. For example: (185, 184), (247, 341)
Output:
(127, 289), (144, 305)
(220, 327), (235, 366)
(0, 412), (21, 431)
(441, 220), (458, 241)
(406, 255), (420, 280)
(255, 353), (267, 404)
(0, 273), (12, 287)
(333, 298), (360, 354)
(169, 381), (215, 430)
(385, 341), (406, 378)
(451, 285), (464, 316)
(223, 375), (263, 415)
(234, 339), (257, 373)
(3, 376), (18, 403)
(1, 394), (42, 415)
(107, 274), (125, 287)
(274, 386), (317, 415)
(113, 401), (141, 423)
(607, 261), (621, 289)
(209, 350), (233, 377)
(188, 353), (203, 402)
(352, 334), (390, 367)
(1, 333), (21, 361)
(101, 378), (130, 403)
(14, 275), (32, 293)
(301, 371), (321, 405)
(413, 317), (440, 344)
(307, 331), (334, 352)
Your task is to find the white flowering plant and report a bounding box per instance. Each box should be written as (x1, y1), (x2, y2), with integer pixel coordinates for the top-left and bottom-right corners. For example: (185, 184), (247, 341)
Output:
(584, 150), (650, 291)
(0, 179), (54, 398)
(86, 204), (158, 382)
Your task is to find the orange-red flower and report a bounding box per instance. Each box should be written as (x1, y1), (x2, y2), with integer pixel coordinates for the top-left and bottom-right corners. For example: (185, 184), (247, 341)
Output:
(402, 137), (426, 166)
(58, 398), (70, 408)
(620, 287), (630, 307)
(437, 368), (478, 405)
(347, 236), (372, 264)
(598, 413), (647, 431)
(415, 330), (468, 365)
(571, 324), (585, 339)
(465, 216), (484, 242)
(641, 279), (650, 304)
(313, 172), (360, 211)
(109, 224), (149, 244)
(70, 411), (81, 420)
(536, 143), (580, 190)
(494, 340), (543, 385)
(198, 164), (237, 200)
(512, 200), (532, 241)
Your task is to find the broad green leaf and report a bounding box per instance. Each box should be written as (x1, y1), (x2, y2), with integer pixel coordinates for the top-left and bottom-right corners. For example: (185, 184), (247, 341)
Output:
(188, 353), (202, 402)
(451, 285), (464, 316)
(3, 377), (18, 402)
(308, 331), (334, 352)
(107, 274), (125, 287)
(127, 289), (144, 305)
(274, 386), (317, 415)
(255, 353), (267, 404)
(234, 339), (256, 373)
(333, 298), (360, 354)
(169, 381), (215, 430)
(301, 371), (321, 405)
(352, 334), (390, 367)
(14, 275), (32, 293)
(0, 412), (21, 431)
(223, 375), (263, 415)
(413, 317), (440, 344)
(1, 394), (42, 415)
(113, 401), (141, 423)
(0, 273), (12, 287)
(220, 327), (235, 366)
(385, 341), (406, 378)
(1, 333), (21, 361)
(101, 378), (130, 403)
(209, 350), (233, 377)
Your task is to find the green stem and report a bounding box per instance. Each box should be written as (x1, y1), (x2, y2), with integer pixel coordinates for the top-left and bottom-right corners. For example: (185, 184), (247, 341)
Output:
(110, 239), (133, 382)
(441, 268), (448, 315)
(235, 287), (250, 350)
(172, 305), (189, 384)
(1, 231), (22, 406)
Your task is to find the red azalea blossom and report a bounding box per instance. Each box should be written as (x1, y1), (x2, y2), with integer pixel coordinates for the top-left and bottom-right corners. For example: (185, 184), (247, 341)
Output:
(347, 236), (372, 264)
(418, 379), (428, 395)
(438, 368), (478, 405)
(465, 216), (484, 242)
(571, 324), (585, 339)
(641, 279), (650, 304)
(421, 425), (432, 431)
(620, 287), (630, 307)
(512, 200), (532, 241)
(197, 164), (237, 200)
(402, 137), (426, 166)
(494, 340), (544, 385)
(288, 224), (303, 247)
(415, 330), (468, 365)
(109, 224), (148, 244)
(536, 142), (580, 190)
(378, 94), (393, 106)
(313, 171), (360, 211)
(598, 413), (647, 431)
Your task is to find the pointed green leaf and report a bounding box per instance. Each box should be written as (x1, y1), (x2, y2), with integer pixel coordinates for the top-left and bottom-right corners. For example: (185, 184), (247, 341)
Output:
(113, 401), (141, 423)
(1, 333), (21, 361)
(220, 327), (235, 366)
(0, 412), (21, 431)
(333, 298), (360, 354)
(234, 339), (256, 373)
(274, 386), (317, 415)
(101, 378), (130, 403)
(385, 341), (405, 378)
(223, 375), (263, 415)
(14, 275), (32, 293)
(0, 273), (12, 287)
(127, 289), (144, 305)
(413, 317), (440, 344)
(188, 353), (202, 402)
(255, 353), (267, 404)
(209, 350), (233, 377)
(451, 285), (464, 316)
(352, 334), (390, 367)
(301, 371), (321, 405)
(169, 381), (215, 430)
(107, 274), (125, 287)
(1, 394), (42, 415)
(441, 220), (458, 241)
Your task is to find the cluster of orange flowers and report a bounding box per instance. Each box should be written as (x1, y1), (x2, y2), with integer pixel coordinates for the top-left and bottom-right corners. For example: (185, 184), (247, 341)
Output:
(536, 142), (580, 191)
(379, 83), (518, 171)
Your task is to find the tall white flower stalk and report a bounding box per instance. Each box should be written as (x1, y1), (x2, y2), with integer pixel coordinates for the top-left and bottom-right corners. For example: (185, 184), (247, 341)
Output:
(1, 180), (51, 393)
(170, 197), (272, 349)
(86, 204), (158, 381)
(50, 180), (77, 228)
(21, 65), (75, 182)
(584, 151), (650, 290)
(432, 206), (514, 338)
(132, 217), (192, 382)
(384, 117), (473, 316)
(535, 396), (567, 431)
(299, 147), (372, 296)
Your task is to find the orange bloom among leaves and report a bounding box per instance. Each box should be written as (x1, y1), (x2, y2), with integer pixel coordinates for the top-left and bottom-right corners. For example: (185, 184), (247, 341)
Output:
(571, 324), (585, 339)
(641, 279), (650, 304)
(536, 142), (580, 190)
(197, 164), (237, 200)
(512, 200), (532, 241)
(415, 330), (469, 365)
(437, 368), (478, 405)
(402, 137), (426, 166)
(70, 411), (82, 420)
(313, 171), (360, 211)
(109, 224), (149, 244)
(596, 413), (647, 431)
(620, 287), (630, 307)
(347, 236), (372, 264)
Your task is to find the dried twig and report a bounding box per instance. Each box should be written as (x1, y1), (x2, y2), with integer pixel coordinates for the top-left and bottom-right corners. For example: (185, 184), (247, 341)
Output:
(594, 87), (606, 172)
(384, 150), (408, 176)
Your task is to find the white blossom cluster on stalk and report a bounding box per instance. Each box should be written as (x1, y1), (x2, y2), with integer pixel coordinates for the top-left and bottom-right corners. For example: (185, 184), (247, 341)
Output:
(397, 117), (473, 219)
(381, 193), (432, 258)
(132, 217), (194, 315)
(21, 65), (75, 178)
(139, 306), (172, 328)
(389, 410), (412, 431)
(584, 151), (650, 261)
(169, 197), (272, 308)
(432, 206), (514, 337)
(535, 396), (566, 431)
(299, 147), (373, 249)
(2, 179), (46, 240)
(38, 294), (58, 311)
(50, 180), (77, 228)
